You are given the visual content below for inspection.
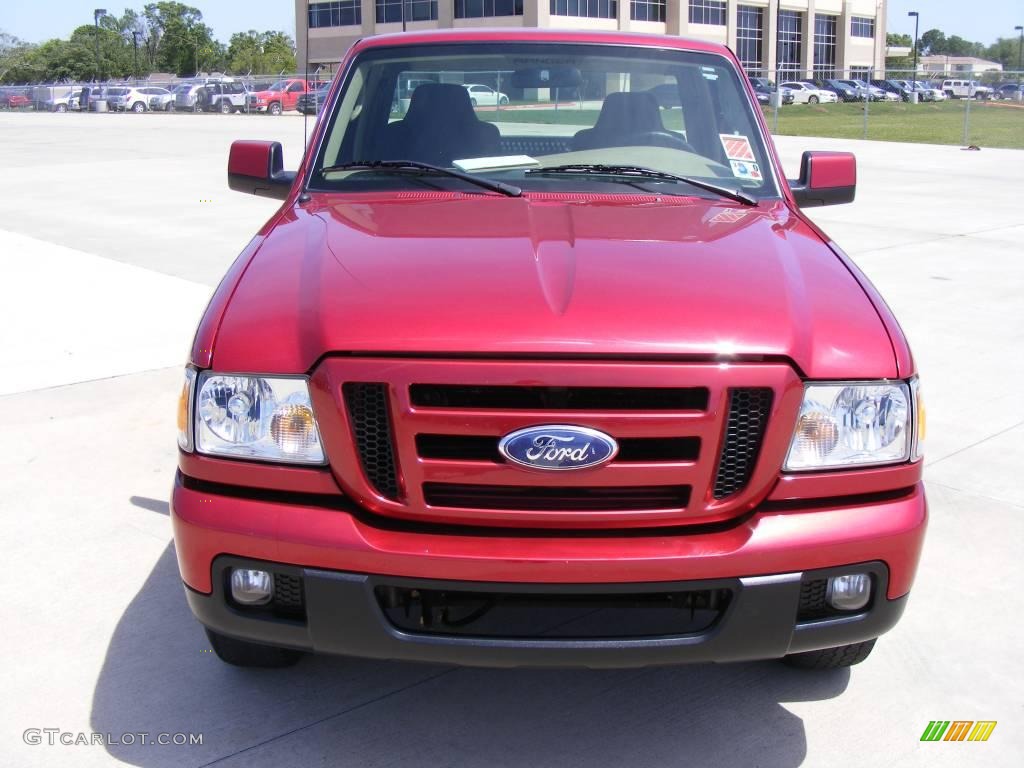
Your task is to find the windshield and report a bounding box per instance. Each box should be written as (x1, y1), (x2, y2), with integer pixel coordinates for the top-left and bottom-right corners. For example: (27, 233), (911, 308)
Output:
(311, 42), (778, 199)
(268, 81), (286, 92)
(173, 84), (192, 94)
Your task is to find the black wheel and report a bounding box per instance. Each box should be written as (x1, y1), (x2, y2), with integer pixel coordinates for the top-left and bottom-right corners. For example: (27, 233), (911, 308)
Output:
(132, 101), (145, 113)
(782, 639), (876, 670)
(498, 95), (509, 106)
(808, 95), (819, 105)
(269, 101), (282, 115)
(220, 100), (232, 114)
(56, 103), (68, 113)
(470, 97), (478, 107)
(165, 101), (173, 112)
(205, 628), (303, 668)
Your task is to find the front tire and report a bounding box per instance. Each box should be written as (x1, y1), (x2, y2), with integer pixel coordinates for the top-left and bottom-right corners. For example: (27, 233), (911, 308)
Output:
(220, 100), (232, 114)
(132, 101), (145, 113)
(498, 95), (509, 106)
(269, 101), (282, 116)
(56, 104), (68, 113)
(808, 95), (819, 105)
(205, 628), (303, 668)
(782, 639), (876, 670)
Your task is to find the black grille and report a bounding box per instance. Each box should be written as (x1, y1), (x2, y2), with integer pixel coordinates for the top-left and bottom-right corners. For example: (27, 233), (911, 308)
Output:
(343, 383), (400, 500)
(423, 483), (691, 512)
(712, 388), (773, 499)
(797, 578), (833, 621)
(376, 584), (731, 639)
(416, 434), (700, 463)
(272, 574), (305, 619)
(410, 385), (709, 411)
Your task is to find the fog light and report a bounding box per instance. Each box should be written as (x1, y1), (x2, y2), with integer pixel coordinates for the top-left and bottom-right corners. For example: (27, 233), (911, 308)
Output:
(230, 569), (274, 606)
(826, 573), (872, 611)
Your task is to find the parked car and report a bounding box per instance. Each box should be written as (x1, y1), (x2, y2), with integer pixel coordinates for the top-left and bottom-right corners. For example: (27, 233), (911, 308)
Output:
(203, 82), (250, 113)
(45, 92), (78, 112)
(248, 79), (313, 115)
(780, 81), (837, 104)
(106, 86), (171, 112)
(751, 82), (794, 106)
(995, 83), (1022, 100)
(185, 29), (927, 673)
(941, 79), (993, 100)
(912, 81), (945, 101)
(818, 79), (860, 102)
(463, 83), (510, 107)
(174, 79), (236, 112)
(0, 88), (31, 109)
(149, 89), (176, 111)
(297, 83), (331, 115)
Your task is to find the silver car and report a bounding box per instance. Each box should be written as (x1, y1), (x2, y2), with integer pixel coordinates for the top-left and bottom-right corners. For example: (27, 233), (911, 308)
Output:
(107, 86), (170, 112)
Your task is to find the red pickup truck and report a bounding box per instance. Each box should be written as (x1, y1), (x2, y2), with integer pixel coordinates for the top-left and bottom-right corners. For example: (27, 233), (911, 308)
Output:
(247, 78), (312, 115)
(173, 29), (926, 672)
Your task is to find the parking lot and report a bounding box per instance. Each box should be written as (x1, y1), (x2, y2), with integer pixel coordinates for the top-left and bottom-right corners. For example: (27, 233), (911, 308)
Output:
(1, 111), (1022, 767)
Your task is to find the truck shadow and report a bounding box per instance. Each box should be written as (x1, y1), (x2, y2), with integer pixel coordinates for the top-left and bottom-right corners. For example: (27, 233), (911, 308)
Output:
(90, 541), (849, 768)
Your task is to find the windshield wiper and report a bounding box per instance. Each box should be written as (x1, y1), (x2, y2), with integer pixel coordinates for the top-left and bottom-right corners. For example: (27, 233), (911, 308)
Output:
(525, 164), (757, 206)
(318, 160), (522, 197)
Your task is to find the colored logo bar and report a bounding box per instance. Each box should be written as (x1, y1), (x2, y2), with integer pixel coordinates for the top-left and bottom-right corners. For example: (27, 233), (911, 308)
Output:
(921, 721), (997, 742)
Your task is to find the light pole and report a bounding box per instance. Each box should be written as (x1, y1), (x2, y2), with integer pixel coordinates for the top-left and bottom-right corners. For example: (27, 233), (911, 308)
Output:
(93, 8), (106, 82)
(1015, 26), (1023, 85)
(132, 31), (139, 81)
(908, 11), (919, 91)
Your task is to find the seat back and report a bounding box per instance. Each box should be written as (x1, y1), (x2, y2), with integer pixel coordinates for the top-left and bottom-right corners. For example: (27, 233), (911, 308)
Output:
(573, 91), (667, 151)
(378, 83), (500, 165)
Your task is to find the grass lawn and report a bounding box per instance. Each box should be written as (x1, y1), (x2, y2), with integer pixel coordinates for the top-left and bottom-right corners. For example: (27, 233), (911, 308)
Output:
(763, 100), (1024, 150)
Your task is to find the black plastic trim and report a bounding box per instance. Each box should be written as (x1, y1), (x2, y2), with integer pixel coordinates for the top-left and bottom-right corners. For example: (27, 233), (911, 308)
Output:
(186, 557), (906, 668)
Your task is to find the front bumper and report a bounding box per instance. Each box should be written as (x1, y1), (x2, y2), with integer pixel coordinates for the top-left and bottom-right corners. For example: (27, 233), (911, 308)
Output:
(171, 474), (925, 666)
(187, 556), (906, 668)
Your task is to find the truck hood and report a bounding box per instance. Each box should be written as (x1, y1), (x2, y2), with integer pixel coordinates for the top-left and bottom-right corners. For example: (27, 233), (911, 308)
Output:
(210, 193), (896, 378)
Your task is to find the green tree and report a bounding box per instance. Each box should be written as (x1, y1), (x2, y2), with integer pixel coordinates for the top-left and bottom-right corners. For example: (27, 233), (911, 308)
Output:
(985, 37), (1023, 70)
(143, 2), (217, 76)
(227, 30), (296, 75)
(887, 33), (912, 48)
(1, 30), (38, 83)
(920, 29), (945, 56)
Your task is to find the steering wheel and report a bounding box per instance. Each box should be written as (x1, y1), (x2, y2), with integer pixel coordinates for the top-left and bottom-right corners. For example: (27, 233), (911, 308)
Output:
(620, 130), (694, 152)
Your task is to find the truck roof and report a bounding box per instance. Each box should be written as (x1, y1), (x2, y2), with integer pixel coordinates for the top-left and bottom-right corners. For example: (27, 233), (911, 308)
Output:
(353, 27), (732, 58)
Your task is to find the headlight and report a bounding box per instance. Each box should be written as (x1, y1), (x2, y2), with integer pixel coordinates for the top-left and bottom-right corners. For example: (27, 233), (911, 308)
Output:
(192, 372), (325, 464)
(784, 380), (915, 471)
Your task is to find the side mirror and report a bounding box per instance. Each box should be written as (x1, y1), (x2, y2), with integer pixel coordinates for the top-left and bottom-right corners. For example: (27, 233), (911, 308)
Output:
(227, 140), (296, 200)
(789, 151), (856, 207)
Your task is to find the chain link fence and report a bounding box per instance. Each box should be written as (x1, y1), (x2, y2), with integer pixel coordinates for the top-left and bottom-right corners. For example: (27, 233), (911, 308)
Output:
(3, 67), (1022, 150)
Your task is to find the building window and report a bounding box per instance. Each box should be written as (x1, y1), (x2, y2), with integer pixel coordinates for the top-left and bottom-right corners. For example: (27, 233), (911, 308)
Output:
(813, 13), (837, 78)
(736, 5), (763, 76)
(455, 0), (524, 17)
(688, 1), (726, 26)
(631, 0), (665, 22)
(308, 0), (362, 27)
(376, 0), (438, 23)
(550, 0), (617, 18)
(849, 65), (871, 79)
(776, 10), (803, 76)
(850, 16), (875, 39)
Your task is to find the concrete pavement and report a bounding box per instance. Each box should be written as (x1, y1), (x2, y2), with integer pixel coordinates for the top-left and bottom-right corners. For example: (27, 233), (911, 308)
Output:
(0, 112), (1021, 767)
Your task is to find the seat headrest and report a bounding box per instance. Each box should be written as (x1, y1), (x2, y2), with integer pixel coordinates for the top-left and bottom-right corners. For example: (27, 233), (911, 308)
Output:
(405, 83), (477, 124)
(593, 91), (665, 134)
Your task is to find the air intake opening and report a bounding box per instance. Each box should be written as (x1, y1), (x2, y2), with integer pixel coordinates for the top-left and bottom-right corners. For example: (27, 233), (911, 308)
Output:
(343, 382), (401, 501)
(712, 388), (772, 499)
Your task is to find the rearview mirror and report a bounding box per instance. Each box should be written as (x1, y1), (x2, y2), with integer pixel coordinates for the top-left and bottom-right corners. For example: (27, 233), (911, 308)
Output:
(789, 151), (856, 207)
(227, 140), (296, 200)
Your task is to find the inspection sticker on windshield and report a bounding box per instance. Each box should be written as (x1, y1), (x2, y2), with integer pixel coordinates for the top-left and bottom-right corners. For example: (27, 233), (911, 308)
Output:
(719, 134), (756, 162)
(730, 160), (762, 181)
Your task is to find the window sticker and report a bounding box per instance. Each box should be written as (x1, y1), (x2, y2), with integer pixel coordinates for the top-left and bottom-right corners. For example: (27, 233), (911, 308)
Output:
(719, 134), (756, 162)
(730, 160), (763, 181)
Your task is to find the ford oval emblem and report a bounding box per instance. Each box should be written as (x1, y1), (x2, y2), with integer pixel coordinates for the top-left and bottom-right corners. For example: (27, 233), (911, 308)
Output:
(498, 425), (618, 471)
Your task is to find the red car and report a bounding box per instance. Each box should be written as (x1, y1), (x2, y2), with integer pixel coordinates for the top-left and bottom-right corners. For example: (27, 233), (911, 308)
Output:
(173, 29), (926, 671)
(247, 78), (313, 115)
(0, 90), (31, 109)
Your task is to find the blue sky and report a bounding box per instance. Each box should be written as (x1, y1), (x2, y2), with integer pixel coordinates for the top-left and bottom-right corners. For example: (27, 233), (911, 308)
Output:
(2, 1), (295, 44)
(1, 1), (1020, 45)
